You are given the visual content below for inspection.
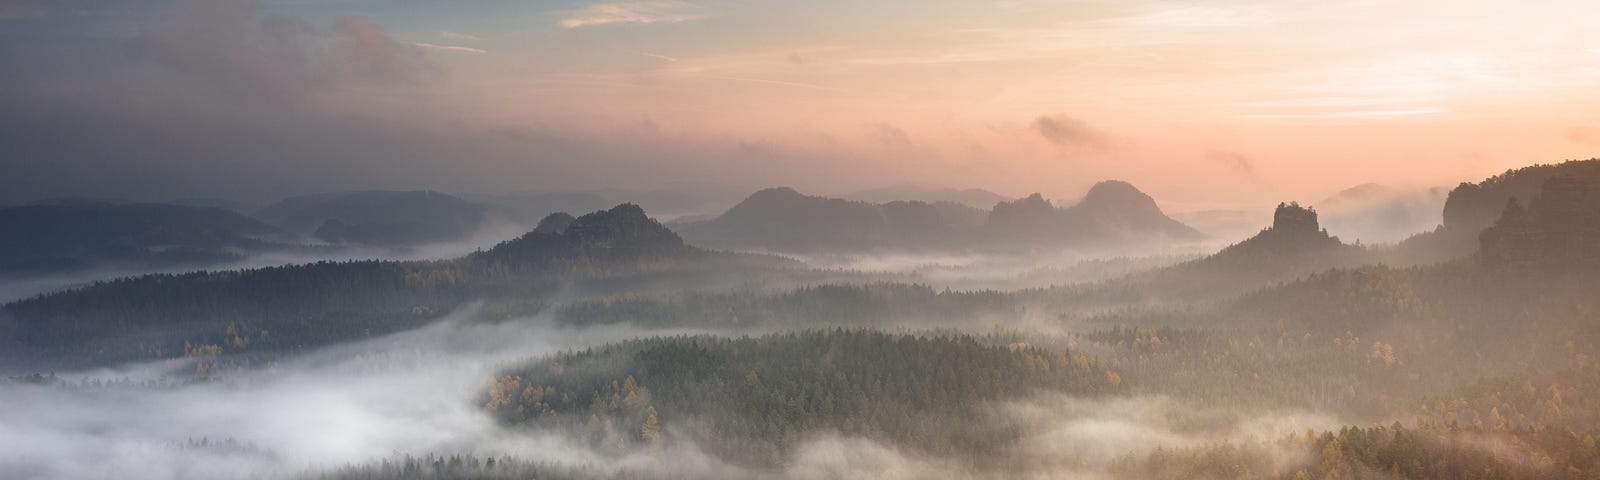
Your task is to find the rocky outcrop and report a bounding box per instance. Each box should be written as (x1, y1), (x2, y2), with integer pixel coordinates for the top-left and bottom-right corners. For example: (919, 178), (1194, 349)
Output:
(1388, 159), (1600, 265)
(1479, 175), (1600, 271)
(477, 204), (691, 265)
(1271, 202), (1323, 237)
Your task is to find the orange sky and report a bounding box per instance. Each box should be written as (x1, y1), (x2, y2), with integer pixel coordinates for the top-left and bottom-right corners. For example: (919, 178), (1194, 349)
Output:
(3, 0), (1598, 209)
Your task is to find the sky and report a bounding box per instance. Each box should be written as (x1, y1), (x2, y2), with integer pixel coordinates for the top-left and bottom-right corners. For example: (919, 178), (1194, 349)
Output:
(1, 0), (1598, 211)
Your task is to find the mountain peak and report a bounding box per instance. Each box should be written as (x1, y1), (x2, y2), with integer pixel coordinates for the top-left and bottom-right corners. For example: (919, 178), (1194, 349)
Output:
(1077, 180), (1161, 215)
(534, 212), (575, 234)
(562, 203), (680, 249)
(747, 187), (804, 201)
(480, 203), (688, 264)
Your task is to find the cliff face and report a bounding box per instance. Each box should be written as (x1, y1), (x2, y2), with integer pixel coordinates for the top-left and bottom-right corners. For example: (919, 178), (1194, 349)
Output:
(1388, 159), (1600, 265)
(1479, 175), (1600, 271)
(1271, 202), (1323, 237)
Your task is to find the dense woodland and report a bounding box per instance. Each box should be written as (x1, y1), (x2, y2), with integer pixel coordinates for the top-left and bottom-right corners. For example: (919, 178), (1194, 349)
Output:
(1112, 422), (1600, 480)
(484, 330), (1121, 467)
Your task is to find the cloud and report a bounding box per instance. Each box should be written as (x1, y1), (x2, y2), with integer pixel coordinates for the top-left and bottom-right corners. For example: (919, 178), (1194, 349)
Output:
(1568, 127), (1600, 146)
(130, 1), (434, 100)
(0, 0), (49, 19)
(870, 123), (913, 148)
(639, 51), (679, 62)
(1031, 114), (1109, 149)
(438, 31), (482, 41)
(1239, 108), (1446, 120)
(558, 1), (707, 28)
(1209, 151), (1257, 177)
(408, 41), (488, 55)
(705, 74), (848, 93)
(330, 15), (433, 81)
(1105, 6), (1276, 28)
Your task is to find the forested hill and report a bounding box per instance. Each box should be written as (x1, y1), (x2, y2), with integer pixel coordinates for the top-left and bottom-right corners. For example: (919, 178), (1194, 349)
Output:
(484, 330), (1121, 467)
(985, 180), (1204, 250)
(0, 204), (790, 370)
(1224, 172), (1600, 375)
(1381, 158), (1600, 265)
(473, 204), (697, 265)
(677, 186), (986, 251)
(1039, 201), (1366, 305)
(254, 190), (488, 246)
(0, 201), (298, 276)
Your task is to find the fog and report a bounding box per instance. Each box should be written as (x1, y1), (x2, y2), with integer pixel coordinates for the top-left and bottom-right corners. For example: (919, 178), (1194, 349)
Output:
(1, 303), (1344, 480)
(0, 306), (733, 479)
(761, 248), (1206, 292)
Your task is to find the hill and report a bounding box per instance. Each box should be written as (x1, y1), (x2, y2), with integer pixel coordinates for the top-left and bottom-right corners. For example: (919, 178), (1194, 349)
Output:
(0, 201), (294, 276)
(473, 204), (695, 265)
(678, 187), (985, 251)
(985, 181), (1204, 251)
(485, 330), (1120, 466)
(0, 204), (782, 369)
(255, 190), (488, 246)
(1047, 201), (1364, 304)
(1230, 170), (1600, 350)
(1382, 159), (1600, 265)
(837, 184), (1012, 209)
(464, 183), (747, 227)
(1477, 173), (1600, 271)
(683, 181), (1200, 253)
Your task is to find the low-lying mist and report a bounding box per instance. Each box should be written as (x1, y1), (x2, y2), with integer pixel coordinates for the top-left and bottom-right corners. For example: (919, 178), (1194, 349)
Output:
(1, 305), (1345, 480)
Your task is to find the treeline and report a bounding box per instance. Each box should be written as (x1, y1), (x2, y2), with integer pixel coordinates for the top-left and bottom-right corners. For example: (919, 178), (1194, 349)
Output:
(1112, 421), (1600, 480)
(1, 259), (509, 367)
(555, 282), (1017, 328)
(483, 330), (1121, 467)
(299, 453), (659, 480)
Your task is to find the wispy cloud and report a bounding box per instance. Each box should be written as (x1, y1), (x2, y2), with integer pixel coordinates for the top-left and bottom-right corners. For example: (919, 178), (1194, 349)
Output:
(1240, 109), (1446, 120)
(408, 42), (488, 55)
(1031, 114), (1110, 149)
(705, 74), (849, 93)
(558, 1), (708, 29)
(439, 31), (482, 42)
(1104, 6), (1276, 28)
(640, 51), (679, 62)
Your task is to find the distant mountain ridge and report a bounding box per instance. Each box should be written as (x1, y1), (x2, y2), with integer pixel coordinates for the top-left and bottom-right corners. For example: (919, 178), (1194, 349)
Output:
(682, 181), (1202, 253)
(984, 181), (1203, 249)
(255, 190), (487, 246)
(679, 187), (988, 251)
(0, 201), (294, 276)
(836, 185), (1012, 209)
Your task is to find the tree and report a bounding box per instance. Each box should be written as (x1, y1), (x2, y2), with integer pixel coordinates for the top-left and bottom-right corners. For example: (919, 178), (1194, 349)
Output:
(640, 406), (661, 444)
